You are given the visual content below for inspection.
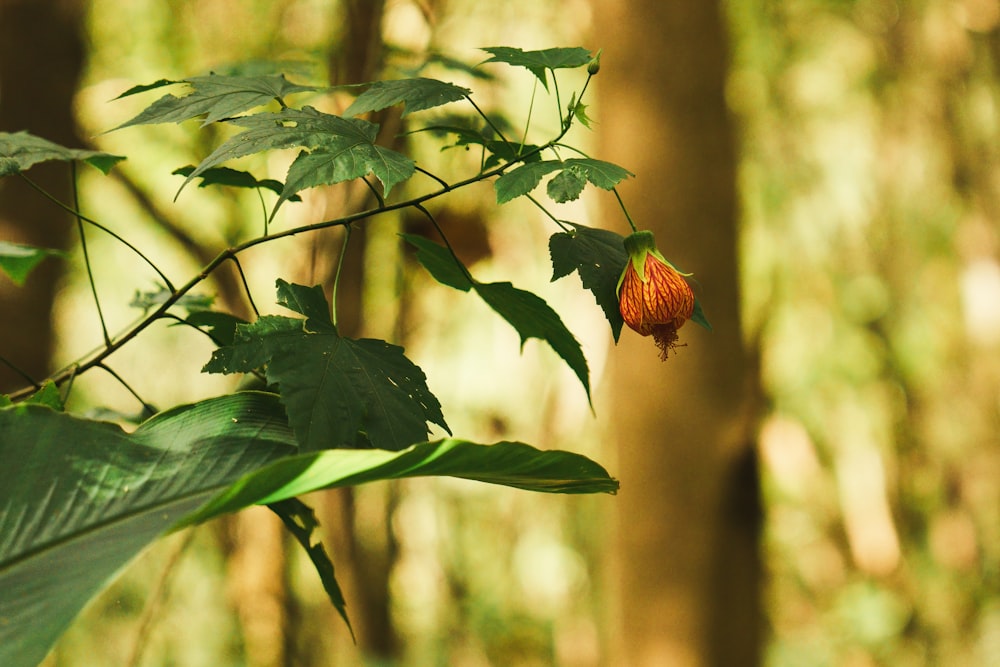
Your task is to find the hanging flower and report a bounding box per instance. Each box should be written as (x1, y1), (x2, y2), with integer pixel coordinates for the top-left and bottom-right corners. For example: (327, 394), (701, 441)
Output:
(617, 230), (696, 359)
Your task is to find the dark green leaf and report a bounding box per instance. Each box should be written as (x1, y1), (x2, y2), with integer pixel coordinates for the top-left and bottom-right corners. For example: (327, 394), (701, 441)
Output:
(400, 233), (473, 292)
(275, 279), (334, 332)
(183, 311), (248, 347)
(112, 78), (179, 99)
(480, 46), (593, 89)
(170, 165), (300, 201)
(547, 167), (587, 203)
(204, 283), (449, 451)
(562, 158), (633, 190)
(549, 223), (627, 341)
(114, 73), (317, 129)
(0, 393), (298, 667)
(0, 241), (64, 286)
(182, 438), (619, 527)
(344, 78), (471, 118)
(0, 131), (124, 177)
(269, 499), (353, 637)
(474, 281), (590, 400)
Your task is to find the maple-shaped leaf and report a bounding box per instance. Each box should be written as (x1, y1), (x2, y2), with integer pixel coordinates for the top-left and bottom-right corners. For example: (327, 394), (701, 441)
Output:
(495, 158), (633, 204)
(113, 73), (317, 129)
(203, 279), (449, 451)
(0, 131), (124, 177)
(344, 78), (471, 118)
(549, 223), (628, 341)
(480, 46), (593, 89)
(547, 167), (587, 203)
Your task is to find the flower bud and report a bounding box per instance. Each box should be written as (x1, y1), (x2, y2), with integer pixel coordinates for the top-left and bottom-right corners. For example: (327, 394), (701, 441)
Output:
(587, 50), (602, 75)
(617, 230), (695, 359)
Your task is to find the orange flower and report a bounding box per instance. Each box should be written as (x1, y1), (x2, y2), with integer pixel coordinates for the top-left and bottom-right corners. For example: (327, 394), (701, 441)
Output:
(617, 230), (695, 359)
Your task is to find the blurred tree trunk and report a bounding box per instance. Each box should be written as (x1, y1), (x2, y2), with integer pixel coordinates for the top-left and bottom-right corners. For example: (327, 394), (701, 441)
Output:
(592, 2), (763, 666)
(0, 0), (85, 392)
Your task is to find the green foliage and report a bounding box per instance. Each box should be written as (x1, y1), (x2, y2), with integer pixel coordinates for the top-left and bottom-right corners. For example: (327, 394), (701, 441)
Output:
(204, 280), (450, 451)
(549, 223), (628, 341)
(0, 130), (123, 176)
(0, 46), (688, 665)
(0, 240), (63, 286)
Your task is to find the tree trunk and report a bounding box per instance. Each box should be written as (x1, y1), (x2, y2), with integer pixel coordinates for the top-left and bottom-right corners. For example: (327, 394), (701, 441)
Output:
(592, 2), (763, 666)
(0, 0), (85, 392)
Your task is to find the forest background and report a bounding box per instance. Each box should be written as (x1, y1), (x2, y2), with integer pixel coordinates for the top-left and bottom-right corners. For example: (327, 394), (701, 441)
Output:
(1, 0), (998, 666)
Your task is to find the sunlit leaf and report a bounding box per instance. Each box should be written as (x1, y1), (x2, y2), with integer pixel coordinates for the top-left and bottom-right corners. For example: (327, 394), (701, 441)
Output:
(495, 158), (633, 204)
(181, 437), (619, 527)
(0, 131), (124, 177)
(24, 381), (63, 411)
(113, 73), (316, 129)
(549, 223), (628, 341)
(480, 46), (593, 89)
(0, 393), (298, 667)
(344, 77), (471, 118)
(0, 241), (64, 286)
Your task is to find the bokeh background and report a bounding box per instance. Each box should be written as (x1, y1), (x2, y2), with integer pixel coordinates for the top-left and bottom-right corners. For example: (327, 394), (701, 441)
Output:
(1, 1), (998, 665)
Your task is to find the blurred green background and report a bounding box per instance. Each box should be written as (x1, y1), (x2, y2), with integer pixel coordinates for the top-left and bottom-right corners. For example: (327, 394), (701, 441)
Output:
(1, 0), (998, 665)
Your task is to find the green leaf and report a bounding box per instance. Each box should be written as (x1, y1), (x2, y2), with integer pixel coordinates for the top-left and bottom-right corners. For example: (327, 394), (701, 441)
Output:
(549, 223), (628, 341)
(112, 78), (179, 99)
(474, 281), (590, 401)
(204, 281), (449, 451)
(269, 499), (353, 637)
(183, 311), (248, 346)
(0, 131), (124, 177)
(171, 165), (301, 201)
(181, 438), (619, 527)
(344, 77), (471, 118)
(571, 100), (594, 129)
(400, 233), (473, 292)
(114, 73), (317, 129)
(275, 140), (414, 215)
(0, 393), (298, 667)
(480, 46), (593, 89)
(690, 296), (713, 332)
(494, 161), (564, 204)
(547, 166), (587, 203)
(25, 381), (63, 411)
(495, 159), (632, 204)
(129, 284), (214, 312)
(0, 241), (64, 286)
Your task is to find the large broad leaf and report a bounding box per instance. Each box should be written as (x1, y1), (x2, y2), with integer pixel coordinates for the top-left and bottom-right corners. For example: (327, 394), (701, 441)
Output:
(0, 131), (124, 177)
(402, 236), (590, 401)
(113, 73), (317, 129)
(480, 46), (592, 89)
(180, 437), (619, 527)
(203, 280), (449, 451)
(344, 77), (471, 118)
(0, 241), (64, 286)
(0, 391), (618, 667)
(549, 223), (628, 341)
(0, 393), (298, 667)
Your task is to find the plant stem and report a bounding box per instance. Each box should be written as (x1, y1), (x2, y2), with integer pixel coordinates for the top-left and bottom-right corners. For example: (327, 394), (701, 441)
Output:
(613, 187), (639, 232)
(71, 163), (112, 347)
(331, 224), (352, 328)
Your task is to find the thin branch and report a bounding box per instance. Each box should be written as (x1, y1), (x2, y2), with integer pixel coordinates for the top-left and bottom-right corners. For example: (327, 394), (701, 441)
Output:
(413, 203), (476, 284)
(70, 163), (111, 347)
(97, 362), (157, 415)
(331, 224), (353, 328)
(227, 256), (260, 318)
(0, 355), (41, 390)
(19, 172), (176, 291)
(525, 194), (573, 233)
